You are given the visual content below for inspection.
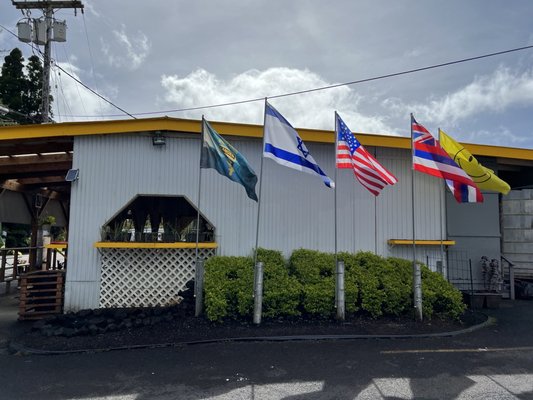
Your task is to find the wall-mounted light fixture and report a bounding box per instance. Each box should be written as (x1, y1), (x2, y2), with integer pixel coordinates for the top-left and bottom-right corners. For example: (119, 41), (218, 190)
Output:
(152, 131), (166, 146)
(35, 193), (44, 209)
(65, 168), (79, 182)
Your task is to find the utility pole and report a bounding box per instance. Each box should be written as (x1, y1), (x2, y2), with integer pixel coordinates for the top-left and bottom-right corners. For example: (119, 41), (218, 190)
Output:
(41, 5), (53, 122)
(12, 1), (84, 123)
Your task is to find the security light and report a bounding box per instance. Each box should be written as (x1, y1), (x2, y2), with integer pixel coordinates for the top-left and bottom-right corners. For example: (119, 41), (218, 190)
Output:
(152, 131), (166, 146)
(65, 169), (79, 182)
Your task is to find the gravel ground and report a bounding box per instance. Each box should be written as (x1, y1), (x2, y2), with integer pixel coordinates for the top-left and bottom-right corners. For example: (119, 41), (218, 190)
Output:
(13, 307), (486, 353)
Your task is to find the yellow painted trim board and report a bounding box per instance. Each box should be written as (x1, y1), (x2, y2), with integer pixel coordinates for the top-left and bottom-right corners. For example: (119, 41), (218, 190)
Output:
(93, 241), (218, 249)
(1, 116), (532, 160)
(388, 239), (456, 246)
(45, 243), (68, 250)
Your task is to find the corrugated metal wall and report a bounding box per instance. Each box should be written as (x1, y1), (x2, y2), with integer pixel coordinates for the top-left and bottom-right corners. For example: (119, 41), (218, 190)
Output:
(65, 132), (448, 310)
(502, 189), (533, 279)
(446, 191), (501, 290)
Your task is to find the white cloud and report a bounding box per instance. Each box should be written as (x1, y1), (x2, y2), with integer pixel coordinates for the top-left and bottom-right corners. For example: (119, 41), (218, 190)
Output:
(160, 67), (396, 134)
(384, 66), (533, 125)
(84, 2), (101, 18)
(461, 127), (528, 147)
(101, 25), (151, 70)
(50, 62), (114, 122)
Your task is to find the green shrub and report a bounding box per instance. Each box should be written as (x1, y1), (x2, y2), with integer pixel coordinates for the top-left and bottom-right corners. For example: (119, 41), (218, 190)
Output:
(421, 265), (466, 320)
(204, 249), (301, 321)
(288, 249), (335, 284)
(353, 251), (386, 270)
(301, 279), (335, 316)
(382, 257), (414, 315)
(290, 250), (360, 316)
(289, 249), (334, 316)
(205, 248), (466, 322)
(204, 256), (253, 321)
(257, 248), (301, 318)
(356, 271), (384, 317)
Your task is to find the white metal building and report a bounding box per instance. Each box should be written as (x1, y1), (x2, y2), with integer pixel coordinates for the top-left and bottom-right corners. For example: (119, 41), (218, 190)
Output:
(1, 117), (532, 311)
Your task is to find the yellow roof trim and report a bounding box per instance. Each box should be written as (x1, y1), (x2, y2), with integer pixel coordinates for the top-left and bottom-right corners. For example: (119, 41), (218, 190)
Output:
(1, 116), (531, 161)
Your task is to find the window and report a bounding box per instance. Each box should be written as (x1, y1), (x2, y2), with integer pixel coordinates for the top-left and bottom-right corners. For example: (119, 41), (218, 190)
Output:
(101, 195), (214, 243)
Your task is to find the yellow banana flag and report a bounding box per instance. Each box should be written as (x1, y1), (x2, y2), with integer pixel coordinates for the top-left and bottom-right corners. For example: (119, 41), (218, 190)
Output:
(439, 129), (510, 194)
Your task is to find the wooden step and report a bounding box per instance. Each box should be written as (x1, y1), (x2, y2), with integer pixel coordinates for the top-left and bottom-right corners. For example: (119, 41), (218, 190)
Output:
(18, 270), (65, 320)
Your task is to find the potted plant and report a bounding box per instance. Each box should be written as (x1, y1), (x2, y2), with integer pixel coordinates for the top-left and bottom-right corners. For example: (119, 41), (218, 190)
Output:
(39, 215), (56, 238)
(39, 215), (56, 229)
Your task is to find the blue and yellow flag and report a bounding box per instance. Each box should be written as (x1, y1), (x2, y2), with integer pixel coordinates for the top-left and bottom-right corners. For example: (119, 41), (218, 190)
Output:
(439, 129), (510, 195)
(200, 119), (258, 201)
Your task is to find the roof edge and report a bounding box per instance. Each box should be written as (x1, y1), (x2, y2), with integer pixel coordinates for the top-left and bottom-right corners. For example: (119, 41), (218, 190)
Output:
(0, 116), (531, 161)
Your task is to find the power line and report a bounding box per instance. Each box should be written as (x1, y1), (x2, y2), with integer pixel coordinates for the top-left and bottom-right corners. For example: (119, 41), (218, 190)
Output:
(2, 18), (533, 120)
(0, 22), (136, 120)
(63, 44), (533, 119)
(57, 45), (88, 116)
(54, 62), (137, 119)
(81, 12), (104, 116)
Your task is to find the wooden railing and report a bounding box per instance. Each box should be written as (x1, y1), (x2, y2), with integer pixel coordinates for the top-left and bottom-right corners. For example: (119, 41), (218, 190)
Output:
(0, 247), (31, 292)
(43, 243), (67, 271)
(1, 244), (67, 293)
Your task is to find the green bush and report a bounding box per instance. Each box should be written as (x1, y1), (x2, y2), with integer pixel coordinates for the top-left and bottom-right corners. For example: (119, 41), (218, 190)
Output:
(204, 249), (301, 321)
(288, 249), (335, 284)
(302, 279), (335, 316)
(204, 248), (466, 322)
(288, 249), (335, 316)
(342, 252), (401, 318)
(204, 256), (252, 321)
(290, 249), (360, 316)
(382, 257), (414, 315)
(257, 248), (301, 319)
(421, 264), (466, 319)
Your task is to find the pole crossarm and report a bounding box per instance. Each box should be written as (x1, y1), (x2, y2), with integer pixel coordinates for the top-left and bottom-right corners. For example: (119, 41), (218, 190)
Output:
(11, 1), (84, 122)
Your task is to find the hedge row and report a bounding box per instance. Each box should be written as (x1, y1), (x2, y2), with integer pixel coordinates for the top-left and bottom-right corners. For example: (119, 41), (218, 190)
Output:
(203, 248), (465, 322)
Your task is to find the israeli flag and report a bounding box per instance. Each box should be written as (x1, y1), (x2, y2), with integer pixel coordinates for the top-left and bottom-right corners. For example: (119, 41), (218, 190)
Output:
(263, 102), (335, 188)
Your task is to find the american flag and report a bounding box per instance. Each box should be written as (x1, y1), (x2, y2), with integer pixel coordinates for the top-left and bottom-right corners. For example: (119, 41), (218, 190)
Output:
(335, 113), (398, 196)
(412, 115), (483, 203)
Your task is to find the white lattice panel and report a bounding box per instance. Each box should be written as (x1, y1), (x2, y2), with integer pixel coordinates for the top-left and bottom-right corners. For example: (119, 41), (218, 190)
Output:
(99, 248), (215, 308)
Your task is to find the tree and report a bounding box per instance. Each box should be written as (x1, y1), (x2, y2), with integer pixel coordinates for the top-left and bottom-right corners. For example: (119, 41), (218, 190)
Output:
(0, 48), (52, 124)
(0, 48), (26, 121)
(22, 55), (45, 121)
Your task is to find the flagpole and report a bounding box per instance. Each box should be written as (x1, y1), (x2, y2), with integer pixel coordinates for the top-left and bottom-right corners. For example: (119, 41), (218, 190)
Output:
(195, 116), (205, 264)
(438, 129), (446, 278)
(253, 98), (268, 265)
(373, 147), (378, 255)
(334, 112), (339, 264)
(333, 111), (345, 321)
(411, 114), (423, 321)
(439, 181), (446, 276)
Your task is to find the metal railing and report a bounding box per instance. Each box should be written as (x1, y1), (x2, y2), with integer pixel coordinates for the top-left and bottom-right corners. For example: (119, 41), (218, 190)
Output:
(501, 255), (516, 300)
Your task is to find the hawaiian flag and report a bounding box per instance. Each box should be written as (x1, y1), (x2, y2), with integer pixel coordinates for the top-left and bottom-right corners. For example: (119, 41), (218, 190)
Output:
(412, 115), (483, 203)
(336, 113), (397, 196)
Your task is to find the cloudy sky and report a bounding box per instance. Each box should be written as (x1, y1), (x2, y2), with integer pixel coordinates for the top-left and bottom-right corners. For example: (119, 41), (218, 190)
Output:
(1, 1), (533, 148)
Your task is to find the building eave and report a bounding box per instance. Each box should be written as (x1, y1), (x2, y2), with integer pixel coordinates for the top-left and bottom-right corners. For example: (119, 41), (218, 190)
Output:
(0, 116), (531, 161)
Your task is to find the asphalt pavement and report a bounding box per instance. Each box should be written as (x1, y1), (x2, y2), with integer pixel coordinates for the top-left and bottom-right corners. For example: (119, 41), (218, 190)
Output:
(1, 292), (533, 399)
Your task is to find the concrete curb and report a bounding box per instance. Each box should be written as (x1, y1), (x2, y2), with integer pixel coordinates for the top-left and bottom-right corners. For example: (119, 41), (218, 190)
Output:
(7, 315), (494, 356)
